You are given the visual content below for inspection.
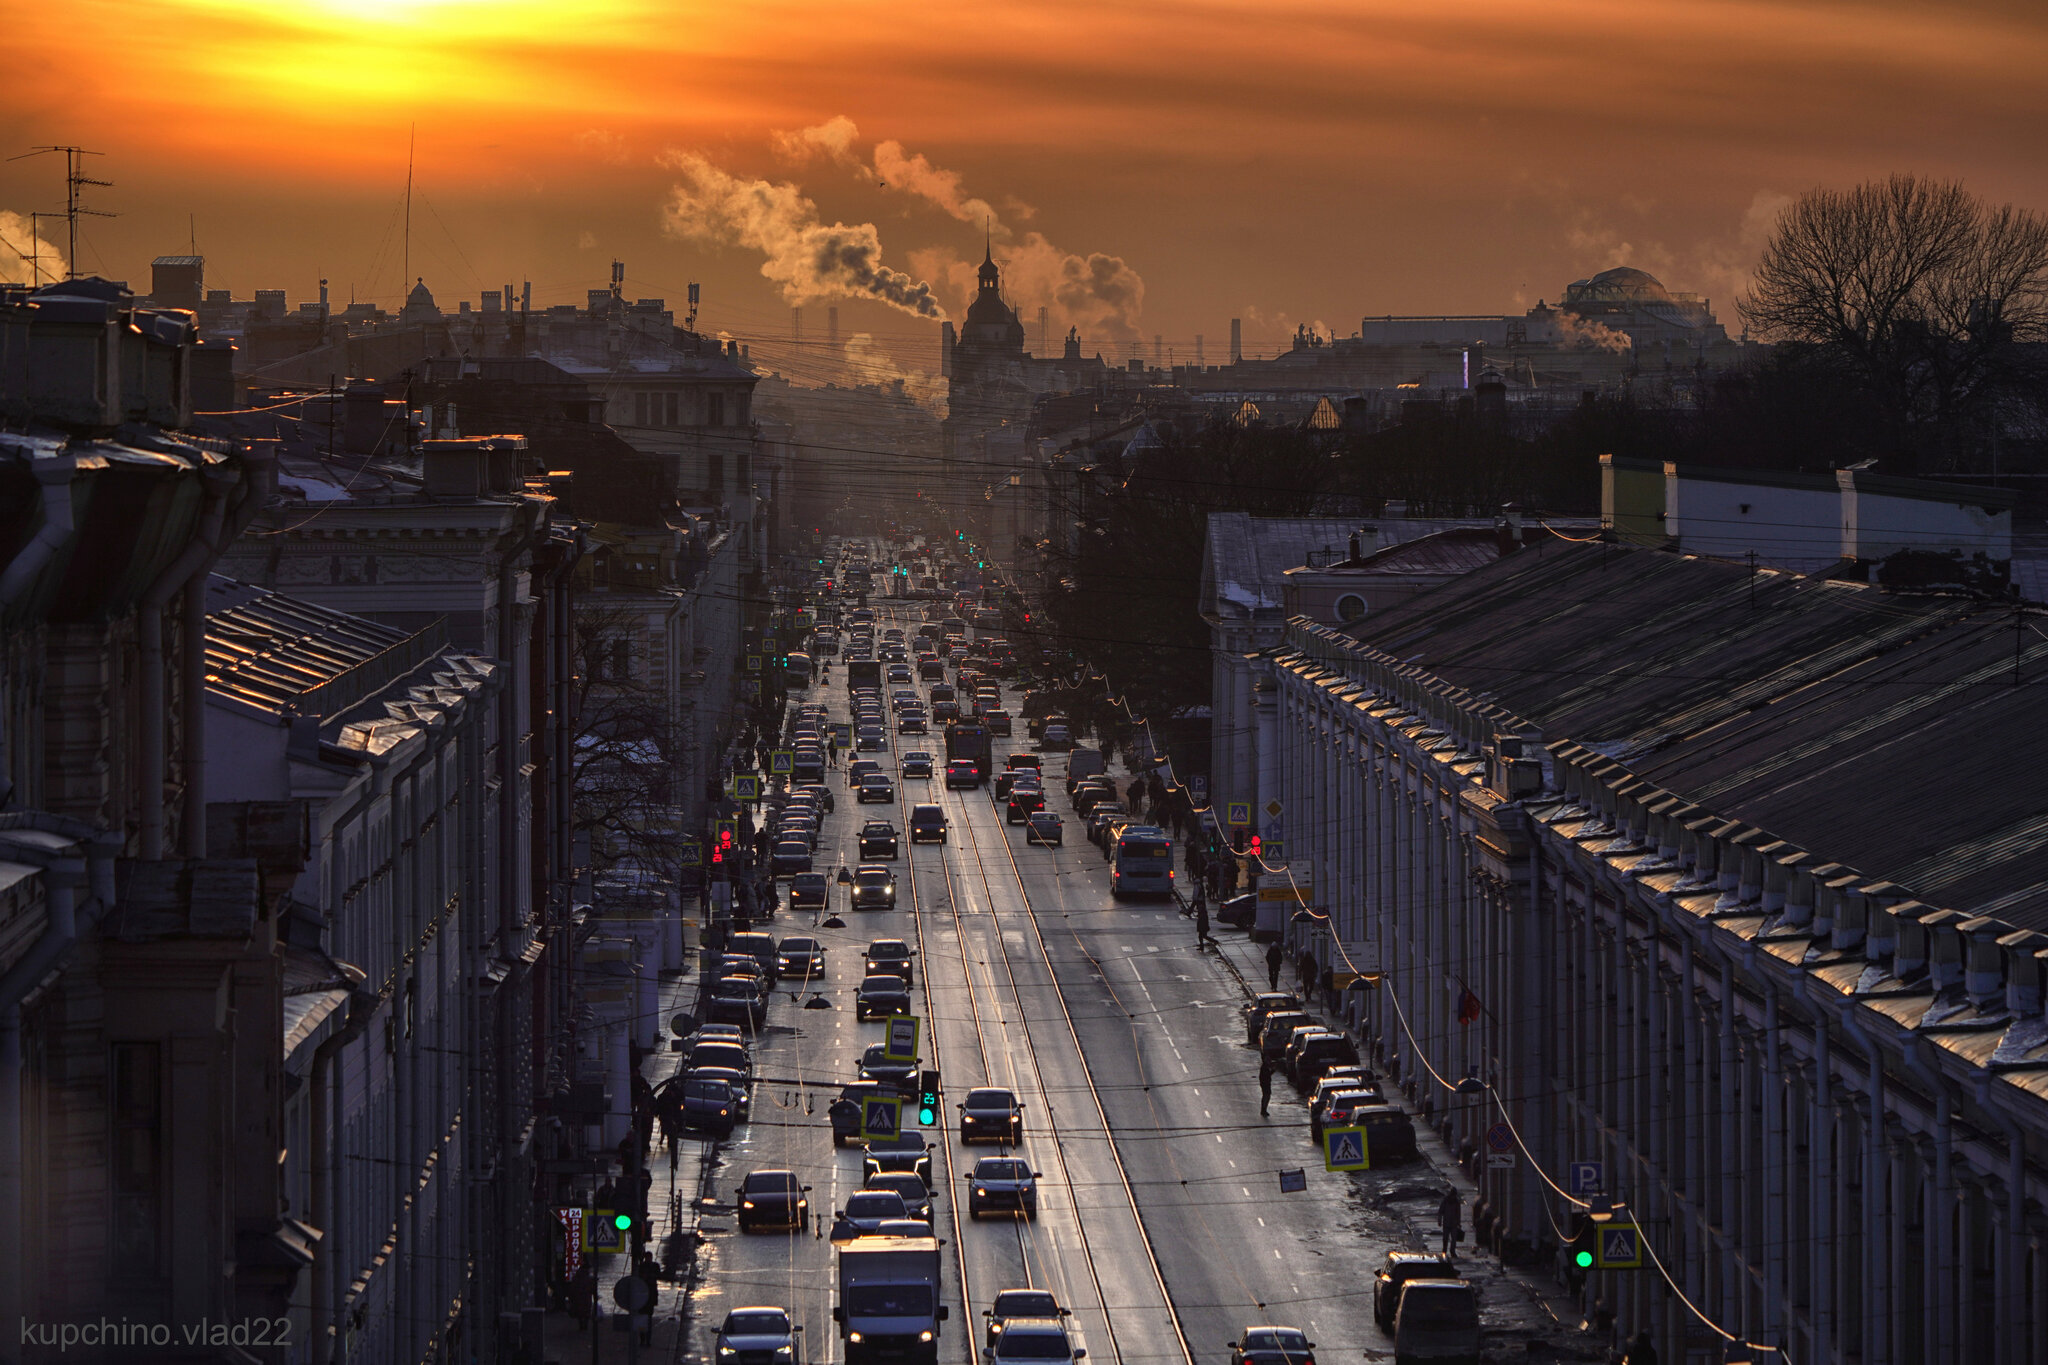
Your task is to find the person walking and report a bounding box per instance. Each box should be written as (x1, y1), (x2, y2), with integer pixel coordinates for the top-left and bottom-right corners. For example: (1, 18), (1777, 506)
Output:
(1194, 899), (1213, 949)
(1266, 940), (1284, 991)
(1258, 1057), (1275, 1116)
(1438, 1187), (1463, 1255)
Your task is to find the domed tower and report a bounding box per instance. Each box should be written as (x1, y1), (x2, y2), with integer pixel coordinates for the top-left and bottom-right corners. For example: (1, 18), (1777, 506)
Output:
(959, 243), (1026, 351)
(400, 276), (441, 322)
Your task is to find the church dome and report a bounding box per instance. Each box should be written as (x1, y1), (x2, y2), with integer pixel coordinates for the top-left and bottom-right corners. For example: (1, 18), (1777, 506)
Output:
(405, 277), (437, 311)
(1564, 267), (1671, 304)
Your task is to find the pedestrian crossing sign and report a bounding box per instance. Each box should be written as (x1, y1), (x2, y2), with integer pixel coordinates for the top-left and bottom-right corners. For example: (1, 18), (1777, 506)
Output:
(746, 654), (763, 672)
(679, 840), (703, 868)
(882, 1015), (921, 1063)
(1324, 1126), (1370, 1171)
(1226, 801), (1252, 827)
(861, 1096), (903, 1140)
(586, 1209), (625, 1253)
(732, 775), (761, 801)
(1594, 1223), (1643, 1269)
(770, 750), (794, 774)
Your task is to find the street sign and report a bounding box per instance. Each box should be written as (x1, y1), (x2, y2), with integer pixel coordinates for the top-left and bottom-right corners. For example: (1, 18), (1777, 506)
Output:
(860, 1096), (903, 1140)
(882, 1015), (921, 1063)
(555, 1206), (586, 1276)
(1323, 1126), (1369, 1171)
(770, 750), (794, 774)
(1569, 1161), (1605, 1197)
(1485, 1122), (1513, 1153)
(1187, 775), (1208, 803)
(1594, 1222), (1643, 1269)
(586, 1209), (625, 1254)
(732, 775), (762, 801)
(1264, 799), (1283, 819)
(743, 678), (761, 698)
(1486, 1150), (1517, 1170)
(746, 654), (763, 672)
(613, 1273), (655, 1312)
(1263, 840), (1285, 861)
(1277, 1168), (1307, 1194)
(679, 840), (703, 868)
(1225, 801), (1252, 827)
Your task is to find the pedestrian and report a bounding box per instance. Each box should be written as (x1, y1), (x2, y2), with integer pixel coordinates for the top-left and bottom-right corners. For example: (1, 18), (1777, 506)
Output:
(1438, 1187), (1463, 1255)
(1258, 1058), (1275, 1116)
(1266, 940), (1284, 991)
(1621, 1330), (1658, 1365)
(1195, 899), (1213, 948)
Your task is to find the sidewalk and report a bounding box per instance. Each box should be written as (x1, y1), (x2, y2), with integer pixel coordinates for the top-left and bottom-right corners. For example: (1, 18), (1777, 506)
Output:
(539, 958), (717, 1364)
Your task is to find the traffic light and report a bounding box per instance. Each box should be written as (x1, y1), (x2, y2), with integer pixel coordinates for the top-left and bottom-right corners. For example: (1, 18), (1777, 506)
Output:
(1248, 834), (1262, 858)
(713, 821), (736, 865)
(613, 1210), (635, 1235)
(917, 1070), (940, 1126)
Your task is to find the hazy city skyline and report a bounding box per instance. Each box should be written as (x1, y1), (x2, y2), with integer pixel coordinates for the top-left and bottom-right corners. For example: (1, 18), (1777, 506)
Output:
(5, 0), (2047, 356)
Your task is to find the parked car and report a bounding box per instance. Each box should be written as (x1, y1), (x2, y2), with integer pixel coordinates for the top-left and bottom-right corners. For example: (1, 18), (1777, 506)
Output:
(1225, 1327), (1315, 1365)
(776, 936), (827, 982)
(856, 974), (912, 1020)
(1258, 1013), (1315, 1063)
(901, 751), (934, 778)
(686, 1040), (753, 1083)
(984, 1291), (1070, 1351)
(736, 1170), (813, 1233)
(1391, 1279), (1479, 1365)
(958, 1087), (1024, 1144)
(1289, 1032), (1362, 1091)
(1217, 891), (1259, 928)
(729, 931), (780, 983)
(1371, 1252), (1457, 1332)
(858, 821), (901, 859)
(1243, 993), (1303, 1045)
(851, 865), (898, 910)
(863, 938), (916, 985)
(966, 1157), (1039, 1219)
(909, 804), (949, 843)
(1343, 1103), (1420, 1162)
(1024, 812), (1063, 847)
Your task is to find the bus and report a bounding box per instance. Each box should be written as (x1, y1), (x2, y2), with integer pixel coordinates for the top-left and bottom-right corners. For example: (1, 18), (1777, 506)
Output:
(785, 651), (813, 687)
(944, 722), (991, 783)
(1110, 826), (1175, 900)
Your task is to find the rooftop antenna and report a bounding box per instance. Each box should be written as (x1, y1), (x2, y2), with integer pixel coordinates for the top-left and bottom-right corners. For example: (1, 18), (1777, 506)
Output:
(8, 146), (114, 278)
(686, 281), (700, 331)
(188, 212), (196, 256)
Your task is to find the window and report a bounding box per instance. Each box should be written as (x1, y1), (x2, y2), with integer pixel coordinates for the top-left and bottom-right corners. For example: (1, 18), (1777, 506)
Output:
(664, 393), (680, 426)
(708, 451), (725, 492)
(708, 392), (725, 426)
(1335, 593), (1367, 623)
(110, 1043), (163, 1280)
(634, 392), (649, 427)
(610, 638), (630, 681)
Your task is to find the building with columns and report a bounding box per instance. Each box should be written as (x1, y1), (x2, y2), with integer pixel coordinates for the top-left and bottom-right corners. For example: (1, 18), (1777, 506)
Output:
(1234, 540), (2048, 1364)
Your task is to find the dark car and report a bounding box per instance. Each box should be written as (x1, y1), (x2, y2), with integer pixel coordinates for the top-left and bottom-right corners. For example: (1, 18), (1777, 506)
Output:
(1371, 1251), (1458, 1331)
(858, 1043), (918, 1093)
(1259, 1013), (1316, 1064)
(984, 709), (1012, 737)
(1243, 993), (1302, 1045)
(789, 872), (830, 911)
(984, 1290), (1069, 1351)
(945, 759), (979, 789)
(715, 1306), (801, 1365)
(707, 976), (767, 1028)
(1289, 1032), (1362, 1091)
(1308, 1070), (1378, 1134)
(1350, 1103), (1420, 1162)
(858, 821), (900, 859)
(729, 931), (780, 983)
(862, 1131), (934, 1188)
(1024, 812), (1062, 847)
(687, 1041), (753, 1083)
(851, 865), (898, 910)
(965, 1157), (1039, 1219)
(863, 938), (916, 986)
(829, 1081), (893, 1148)
(958, 1086), (1024, 1144)
(901, 751), (934, 778)
(1006, 789), (1046, 824)
(771, 840), (813, 875)
(847, 758), (881, 789)
(1392, 1280), (1479, 1364)
(859, 773), (895, 803)
(863, 1171), (934, 1225)
(776, 936), (826, 982)
(1225, 1328), (1314, 1365)
(675, 1076), (739, 1137)
(737, 1169), (813, 1233)
(1217, 892), (1259, 928)
(831, 1189), (911, 1239)
(856, 974), (912, 1021)
(909, 804), (949, 843)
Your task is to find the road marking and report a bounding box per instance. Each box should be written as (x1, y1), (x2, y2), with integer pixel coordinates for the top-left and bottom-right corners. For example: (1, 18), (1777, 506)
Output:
(1256, 1216), (1264, 1227)
(1203, 1110), (1210, 1118)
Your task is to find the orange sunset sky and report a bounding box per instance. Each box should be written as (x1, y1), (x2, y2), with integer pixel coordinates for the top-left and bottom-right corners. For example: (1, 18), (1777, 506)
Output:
(4, 0), (2047, 364)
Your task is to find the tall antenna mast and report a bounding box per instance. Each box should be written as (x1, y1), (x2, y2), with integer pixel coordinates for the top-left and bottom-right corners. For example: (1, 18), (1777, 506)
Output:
(403, 124), (415, 298)
(8, 145), (113, 278)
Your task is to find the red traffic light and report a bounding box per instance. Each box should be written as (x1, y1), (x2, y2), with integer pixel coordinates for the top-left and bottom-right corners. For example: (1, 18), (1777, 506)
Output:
(711, 848), (724, 863)
(1248, 834), (1262, 856)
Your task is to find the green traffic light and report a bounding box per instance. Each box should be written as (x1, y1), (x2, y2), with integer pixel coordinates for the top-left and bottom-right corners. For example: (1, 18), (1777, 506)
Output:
(615, 1213), (633, 1232)
(1575, 1250), (1594, 1269)
(918, 1105), (937, 1125)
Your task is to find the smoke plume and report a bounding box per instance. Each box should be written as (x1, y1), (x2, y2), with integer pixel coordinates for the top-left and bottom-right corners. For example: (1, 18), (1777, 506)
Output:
(842, 332), (945, 410)
(914, 232), (1146, 343)
(771, 116), (862, 167)
(0, 211), (65, 285)
(659, 151), (946, 320)
(1553, 310), (1634, 352)
(872, 141), (1007, 233)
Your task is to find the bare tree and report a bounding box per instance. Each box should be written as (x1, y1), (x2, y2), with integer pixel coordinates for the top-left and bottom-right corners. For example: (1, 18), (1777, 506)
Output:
(1740, 174), (2048, 470)
(570, 604), (691, 887)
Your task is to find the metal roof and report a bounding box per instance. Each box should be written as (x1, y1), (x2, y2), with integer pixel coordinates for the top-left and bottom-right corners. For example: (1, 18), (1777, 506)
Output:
(1341, 540), (2048, 930)
(205, 575), (433, 719)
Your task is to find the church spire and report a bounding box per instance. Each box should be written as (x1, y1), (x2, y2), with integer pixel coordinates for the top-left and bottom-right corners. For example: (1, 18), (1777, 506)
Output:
(977, 220), (1000, 294)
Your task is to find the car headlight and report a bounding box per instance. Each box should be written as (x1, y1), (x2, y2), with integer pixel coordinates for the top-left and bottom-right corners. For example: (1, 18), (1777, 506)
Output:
(742, 1200), (755, 1209)
(848, 1333), (864, 1345)
(719, 1347), (737, 1357)
(975, 1187), (988, 1196)
(919, 1332), (934, 1343)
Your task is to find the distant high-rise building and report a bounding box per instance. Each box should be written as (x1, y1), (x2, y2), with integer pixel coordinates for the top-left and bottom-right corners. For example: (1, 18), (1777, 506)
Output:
(150, 254), (203, 310)
(1037, 307), (1049, 355)
(1230, 318), (1242, 364)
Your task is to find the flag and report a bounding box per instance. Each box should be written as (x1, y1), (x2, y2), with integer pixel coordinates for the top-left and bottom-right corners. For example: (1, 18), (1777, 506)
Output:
(1457, 988), (1482, 1026)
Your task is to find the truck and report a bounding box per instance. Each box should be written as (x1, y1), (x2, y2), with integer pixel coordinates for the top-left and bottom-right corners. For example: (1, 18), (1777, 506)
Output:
(847, 659), (883, 692)
(834, 1234), (947, 1365)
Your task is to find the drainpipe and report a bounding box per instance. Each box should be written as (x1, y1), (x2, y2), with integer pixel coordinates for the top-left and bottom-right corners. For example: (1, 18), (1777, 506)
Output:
(1905, 1039), (1956, 1365)
(308, 982), (374, 1365)
(0, 454), (79, 612)
(0, 819), (115, 1342)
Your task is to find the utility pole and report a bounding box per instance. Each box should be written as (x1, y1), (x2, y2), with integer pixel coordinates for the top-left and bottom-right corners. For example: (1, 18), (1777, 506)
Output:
(403, 124), (415, 298)
(8, 146), (114, 278)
